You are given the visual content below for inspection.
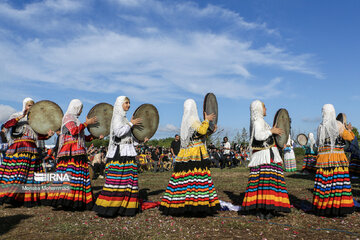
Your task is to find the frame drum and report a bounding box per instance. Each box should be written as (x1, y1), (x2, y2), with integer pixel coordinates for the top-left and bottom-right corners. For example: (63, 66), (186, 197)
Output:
(296, 133), (308, 146)
(203, 93), (218, 133)
(131, 104), (159, 141)
(273, 108), (291, 148)
(28, 100), (63, 135)
(87, 103), (113, 137)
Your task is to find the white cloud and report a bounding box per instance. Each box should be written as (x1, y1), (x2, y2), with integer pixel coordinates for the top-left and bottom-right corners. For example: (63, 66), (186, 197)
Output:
(0, 105), (17, 123)
(0, 0), (323, 102)
(159, 124), (180, 133)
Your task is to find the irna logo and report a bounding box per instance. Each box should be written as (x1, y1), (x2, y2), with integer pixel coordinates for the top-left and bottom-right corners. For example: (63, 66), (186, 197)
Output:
(34, 173), (70, 182)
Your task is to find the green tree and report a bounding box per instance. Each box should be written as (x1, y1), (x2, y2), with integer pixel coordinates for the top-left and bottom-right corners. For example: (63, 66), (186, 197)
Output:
(352, 127), (360, 140)
(147, 137), (174, 148)
(86, 139), (109, 148)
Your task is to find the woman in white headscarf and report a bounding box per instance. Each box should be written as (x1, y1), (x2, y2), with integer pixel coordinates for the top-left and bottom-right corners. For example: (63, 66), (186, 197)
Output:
(159, 99), (220, 216)
(312, 104), (355, 216)
(93, 96), (147, 217)
(46, 99), (98, 210)
(0, 98), (54, 207)
(241, 100), (291, 219)
(283, 135), (297, 172)
(301, 132), (317, 174)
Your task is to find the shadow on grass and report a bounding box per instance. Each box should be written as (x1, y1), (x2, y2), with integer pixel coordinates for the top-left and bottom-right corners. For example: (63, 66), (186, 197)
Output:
(289, 193), (313, 213)
(139, 188), (164, 201)
(223, 190), (244, 206)
(286, 172), (315, 181)
(92, 185), (104, 191)
(0, 214), (33, 236)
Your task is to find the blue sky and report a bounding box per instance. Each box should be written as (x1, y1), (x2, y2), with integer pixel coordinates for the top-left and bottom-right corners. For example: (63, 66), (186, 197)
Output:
(0, 0), (359, 143)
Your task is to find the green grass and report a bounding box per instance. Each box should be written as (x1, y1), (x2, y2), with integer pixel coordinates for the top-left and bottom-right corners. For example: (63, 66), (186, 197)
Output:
(1, 156), (360, 240)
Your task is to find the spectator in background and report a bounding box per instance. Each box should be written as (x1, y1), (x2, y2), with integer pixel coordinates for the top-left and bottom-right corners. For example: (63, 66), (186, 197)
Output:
(0, 124), (8, 165)
(211, 148), (221, 168)
(151, 147), (164, 172)
(221, 137), (231, 169)
(170, 134), (181, 166)
(93, 149), (105, 179)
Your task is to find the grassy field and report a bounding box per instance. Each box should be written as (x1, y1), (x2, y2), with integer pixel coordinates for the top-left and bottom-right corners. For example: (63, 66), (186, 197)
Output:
(1, 157), (360, 240)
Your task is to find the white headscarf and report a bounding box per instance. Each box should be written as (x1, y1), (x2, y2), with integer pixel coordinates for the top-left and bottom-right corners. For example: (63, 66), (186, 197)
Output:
(108, 96), (130, 148)
(9, 97), (34, 119)
(180, 99), (201, 148)
(317, 104), (340, 150)
(249, 100), (267, 149)
(58, 99), (84, 153)
(8, 98), (37, 143)
(62, 99), (83, 128)
(308, 132), (316, 152)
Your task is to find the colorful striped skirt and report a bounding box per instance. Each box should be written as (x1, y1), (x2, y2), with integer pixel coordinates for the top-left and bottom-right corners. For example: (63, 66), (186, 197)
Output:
(302, 153), (317, 172)
(283, 151), (297, 172)
(0, 151), (46, 207)
(349, 157), (360, 177)
(159, 158), (220, 216)
(312, 166), (354, 216)
(93, 156), (140, 217)
(45, 155), (93, 210)
(242, 162), (291, 213)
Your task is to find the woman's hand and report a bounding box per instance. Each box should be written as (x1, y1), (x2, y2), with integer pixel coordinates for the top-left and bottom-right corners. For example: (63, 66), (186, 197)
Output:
(347, 123), (353, 131)
(143, 137), (149, 143)
(19, 109), (29, 119)
(130, 117), (142, 126)
(271, 127), (284, 135)
(213, 124), (218, 133)
(86, 116), (97, 125)
(204, 112), (216, 122)
(99, 135), (104, 140)
(47, 129), (55, 138)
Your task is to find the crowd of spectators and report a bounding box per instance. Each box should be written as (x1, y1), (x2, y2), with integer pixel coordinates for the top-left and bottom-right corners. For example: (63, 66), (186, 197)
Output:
(25, 134), (250, 180)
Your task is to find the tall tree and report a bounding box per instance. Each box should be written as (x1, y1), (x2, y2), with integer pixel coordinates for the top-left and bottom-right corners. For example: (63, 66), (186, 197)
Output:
(240, 127), (249, 145)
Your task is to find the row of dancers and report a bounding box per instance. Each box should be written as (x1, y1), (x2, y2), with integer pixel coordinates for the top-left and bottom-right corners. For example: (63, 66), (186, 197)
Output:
(0, 97), (356, 219)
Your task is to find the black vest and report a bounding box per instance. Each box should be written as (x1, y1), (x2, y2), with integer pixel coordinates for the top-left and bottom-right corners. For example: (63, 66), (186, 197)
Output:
(252, 136), (275, 149)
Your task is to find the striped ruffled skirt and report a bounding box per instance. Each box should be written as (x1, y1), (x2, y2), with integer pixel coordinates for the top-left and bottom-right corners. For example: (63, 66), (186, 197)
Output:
(242, 162), (291, 213)
(93, 156), (140, 217)
(283, 151), (297, 172)
(312, 166), (354, 216)
(0, 151), (46, 207)
(302, 153), (317, 172)
(45, 155), (93, 210)
(159, 159), (220, 215)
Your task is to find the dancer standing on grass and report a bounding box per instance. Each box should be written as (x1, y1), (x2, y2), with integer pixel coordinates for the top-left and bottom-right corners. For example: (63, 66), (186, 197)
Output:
(0, 98), (54, 207)
(336, 113), (360, 179)
(159, 99), (220, 216)
(312, 104), (354, 216)
(301, 133), (317, 174)
(241, 100), (291, 219)
(45, 99), (99, 210)
(93, 96), (148, 217)
(283, 135), (297, 172)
